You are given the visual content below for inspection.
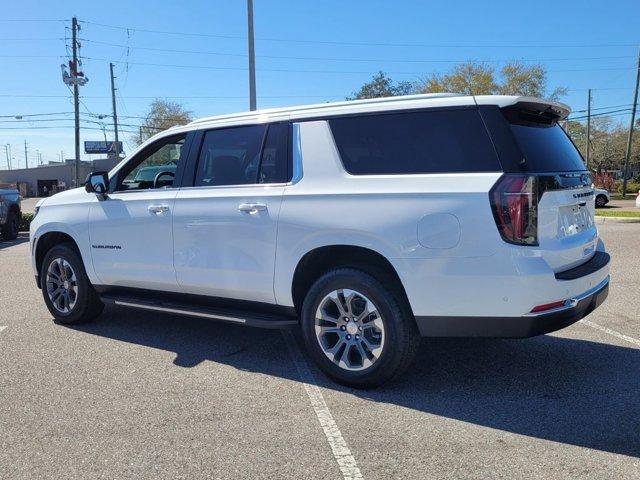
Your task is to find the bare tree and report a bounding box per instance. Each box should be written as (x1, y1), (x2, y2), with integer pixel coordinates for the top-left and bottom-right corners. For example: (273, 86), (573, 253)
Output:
(136, 99), (193, 145)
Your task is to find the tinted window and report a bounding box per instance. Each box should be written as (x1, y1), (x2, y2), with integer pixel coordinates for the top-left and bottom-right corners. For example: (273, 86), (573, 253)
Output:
(509, 124), (586, 173)
(118, 135), (185, 191)
(258, 123), (289, 184)
(195, 125), (266, 186)
(329, 109), (500, 175)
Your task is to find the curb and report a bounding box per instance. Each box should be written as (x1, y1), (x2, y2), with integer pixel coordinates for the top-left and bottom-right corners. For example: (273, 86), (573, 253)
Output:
(595, 215), (640, 224)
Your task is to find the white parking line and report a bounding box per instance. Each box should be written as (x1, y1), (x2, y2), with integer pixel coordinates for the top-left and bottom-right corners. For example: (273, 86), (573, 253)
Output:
(580, 320), (640, 347)
(282, 330), (363, 480)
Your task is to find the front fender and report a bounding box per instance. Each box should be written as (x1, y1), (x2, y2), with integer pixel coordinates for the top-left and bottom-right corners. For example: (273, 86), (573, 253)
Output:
(30, 212), (96, 285)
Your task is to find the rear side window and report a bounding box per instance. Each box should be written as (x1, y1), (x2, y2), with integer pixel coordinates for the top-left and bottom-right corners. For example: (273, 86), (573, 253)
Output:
(194, 123), (290, 187)
(329, 109), (500, 175)
(509, 123), (586, 173)
(258, 123), (289, 184)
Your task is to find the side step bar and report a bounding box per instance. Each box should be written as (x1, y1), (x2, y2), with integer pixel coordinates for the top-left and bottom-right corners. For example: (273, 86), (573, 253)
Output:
(99, 294), (298, 329)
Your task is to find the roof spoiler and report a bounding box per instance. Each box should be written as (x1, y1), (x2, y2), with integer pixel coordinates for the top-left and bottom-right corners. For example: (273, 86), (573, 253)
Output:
(475, 96), (570, 123)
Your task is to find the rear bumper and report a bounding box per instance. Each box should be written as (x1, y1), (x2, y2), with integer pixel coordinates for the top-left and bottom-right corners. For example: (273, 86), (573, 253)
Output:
(416, 276), (609, 338)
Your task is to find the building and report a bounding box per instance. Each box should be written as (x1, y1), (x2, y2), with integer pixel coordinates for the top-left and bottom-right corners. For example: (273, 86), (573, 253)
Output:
(0, 158), (118, 197)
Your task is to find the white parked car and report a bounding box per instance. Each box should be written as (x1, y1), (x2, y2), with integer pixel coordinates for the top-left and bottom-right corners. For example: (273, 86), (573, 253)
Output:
(30, 94), (610, 387)
(636, 191), (640, 209)
(594, 187), (610, 208)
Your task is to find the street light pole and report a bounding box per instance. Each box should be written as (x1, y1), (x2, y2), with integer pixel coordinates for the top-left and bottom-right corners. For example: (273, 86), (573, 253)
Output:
(622, 49), (640, 197)
(247, 0), (257, 111)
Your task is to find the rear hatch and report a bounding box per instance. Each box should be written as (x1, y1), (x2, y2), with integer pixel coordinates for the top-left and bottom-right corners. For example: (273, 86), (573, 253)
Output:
(481, 99), (598, 273)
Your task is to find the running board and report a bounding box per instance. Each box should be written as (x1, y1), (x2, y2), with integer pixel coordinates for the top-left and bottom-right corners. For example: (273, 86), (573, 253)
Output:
(99, 294), (298, 329)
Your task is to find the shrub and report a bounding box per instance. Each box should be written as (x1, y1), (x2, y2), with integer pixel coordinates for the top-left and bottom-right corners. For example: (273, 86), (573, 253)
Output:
(20, 212), (34, 232)
(614, 181), (640, 195)
(593, 173), (615, 191)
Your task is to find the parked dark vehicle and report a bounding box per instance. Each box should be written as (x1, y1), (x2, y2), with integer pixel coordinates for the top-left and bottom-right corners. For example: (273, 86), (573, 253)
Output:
(0, 188), (21, 240)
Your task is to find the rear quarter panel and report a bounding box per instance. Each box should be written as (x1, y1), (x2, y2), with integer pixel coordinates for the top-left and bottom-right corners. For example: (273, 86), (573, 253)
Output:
(273, 120), (503, 308)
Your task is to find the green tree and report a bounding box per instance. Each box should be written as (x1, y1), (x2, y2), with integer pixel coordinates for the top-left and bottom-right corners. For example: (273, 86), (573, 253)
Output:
(417, 61), (566, 99)
(347, 71), (414, 100)
(350, 62), (566, 101)
(567, 116), (640, 174)
(136, 99), (193, 145)
(419, 62), (497, 95)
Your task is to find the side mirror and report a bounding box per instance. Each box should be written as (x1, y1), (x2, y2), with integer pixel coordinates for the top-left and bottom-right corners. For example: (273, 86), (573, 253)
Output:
(85, 171), (109, 198)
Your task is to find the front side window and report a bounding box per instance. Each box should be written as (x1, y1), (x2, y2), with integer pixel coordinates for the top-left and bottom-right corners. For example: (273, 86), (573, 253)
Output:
(117, 135), (186, 191)
(329, 109), (501, 175)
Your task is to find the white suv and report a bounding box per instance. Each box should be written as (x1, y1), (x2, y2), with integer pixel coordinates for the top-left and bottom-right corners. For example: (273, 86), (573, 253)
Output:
(30, 94), (610, 387)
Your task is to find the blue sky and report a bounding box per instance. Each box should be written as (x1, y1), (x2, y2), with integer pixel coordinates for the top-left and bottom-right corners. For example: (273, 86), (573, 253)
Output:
(1, 0), (638, 168)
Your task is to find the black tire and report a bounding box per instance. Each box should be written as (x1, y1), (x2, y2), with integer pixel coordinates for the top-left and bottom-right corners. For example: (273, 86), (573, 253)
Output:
(40, 243), (104, 324)
(595, 195), (608, 208)
(300, 268), (420, 388)
(1, 208), (19, 240)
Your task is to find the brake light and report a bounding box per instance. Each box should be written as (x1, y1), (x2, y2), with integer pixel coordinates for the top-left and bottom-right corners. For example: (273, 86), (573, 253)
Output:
(490, 174), (538, 246)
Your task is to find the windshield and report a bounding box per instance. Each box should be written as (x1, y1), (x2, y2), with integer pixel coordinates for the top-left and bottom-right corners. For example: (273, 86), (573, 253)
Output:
(132, 164), (177, 182)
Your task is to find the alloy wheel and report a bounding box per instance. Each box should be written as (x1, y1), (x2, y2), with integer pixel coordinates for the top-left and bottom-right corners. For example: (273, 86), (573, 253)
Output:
(45, 258), (78, 314)
(314, 289), (385, 371)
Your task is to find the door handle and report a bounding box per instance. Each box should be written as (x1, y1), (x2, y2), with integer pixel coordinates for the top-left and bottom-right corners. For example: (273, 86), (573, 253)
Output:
(238, 203), (267, 214)
(148, 204), (170, 214)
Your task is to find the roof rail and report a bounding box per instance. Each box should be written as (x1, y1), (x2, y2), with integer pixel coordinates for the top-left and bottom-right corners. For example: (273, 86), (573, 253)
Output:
(188, 93), (461, 125)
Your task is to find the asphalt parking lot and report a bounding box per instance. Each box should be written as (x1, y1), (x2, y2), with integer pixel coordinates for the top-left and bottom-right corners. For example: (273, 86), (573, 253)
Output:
(0, 224), (638, 480)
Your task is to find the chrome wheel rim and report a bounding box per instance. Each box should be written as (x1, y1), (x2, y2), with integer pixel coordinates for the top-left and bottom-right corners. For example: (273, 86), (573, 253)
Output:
(314, 289), (385, 371)
(46, 258), (78, 314)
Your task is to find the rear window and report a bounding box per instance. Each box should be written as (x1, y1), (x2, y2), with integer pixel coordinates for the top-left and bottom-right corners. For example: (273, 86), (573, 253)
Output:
(329, 109), (501, 175)
(509, 123), (586, 173)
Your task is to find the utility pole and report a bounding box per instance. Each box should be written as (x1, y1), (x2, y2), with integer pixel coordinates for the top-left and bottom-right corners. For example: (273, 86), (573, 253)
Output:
(247, 0), (256, 111)
(24, 140), (28, 169)
(109, 62), (120, 159)
(585, 89), (591, 170)
(622, 49), (640, 197)
(3, 144), (11, 170)
(72, 16), (81, 187)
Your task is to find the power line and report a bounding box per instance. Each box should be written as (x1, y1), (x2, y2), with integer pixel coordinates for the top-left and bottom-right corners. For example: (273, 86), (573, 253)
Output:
(0, 19), (67, 22)
(571, 103), (634, 113)
(568, 108), (633, 120)
(0, 93), (342, 99)
(0, 125), (139, 133)
(0, 37), (64, 41)
(0, 111), (74, 118)
(80, 57), (638, 76)
(78, 19), (639, 48)
(79, 38), (638, 64)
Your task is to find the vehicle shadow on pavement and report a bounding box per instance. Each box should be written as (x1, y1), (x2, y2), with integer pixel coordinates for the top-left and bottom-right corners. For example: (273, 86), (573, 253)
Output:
(68, 306), (639, 459)
(0, 234), (29, 250)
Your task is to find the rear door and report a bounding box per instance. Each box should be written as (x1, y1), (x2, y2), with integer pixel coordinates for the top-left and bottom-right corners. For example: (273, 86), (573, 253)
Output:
(172, 122), (290, 303)
(483, 103), (598, 272)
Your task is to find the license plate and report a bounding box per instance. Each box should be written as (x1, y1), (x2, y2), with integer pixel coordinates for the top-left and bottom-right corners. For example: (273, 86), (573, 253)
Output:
(559, 204), (593, 237)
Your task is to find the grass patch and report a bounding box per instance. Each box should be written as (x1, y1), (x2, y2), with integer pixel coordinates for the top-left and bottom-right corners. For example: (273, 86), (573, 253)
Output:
(594, 210), (640, 218)
(609, 194), (639, 201)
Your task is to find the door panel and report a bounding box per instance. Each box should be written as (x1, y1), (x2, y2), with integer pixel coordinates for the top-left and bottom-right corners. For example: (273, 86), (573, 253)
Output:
(173, 186), (284, 303)
(88, 190), (179, 290)
(89, 132), (190, 290)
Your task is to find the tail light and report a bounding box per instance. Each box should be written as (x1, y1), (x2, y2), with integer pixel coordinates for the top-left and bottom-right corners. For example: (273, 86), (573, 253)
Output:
(490, 174), (538, 246)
